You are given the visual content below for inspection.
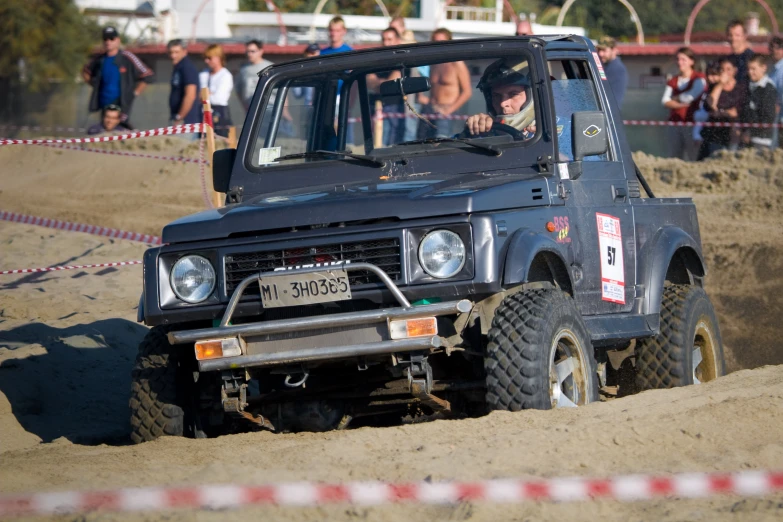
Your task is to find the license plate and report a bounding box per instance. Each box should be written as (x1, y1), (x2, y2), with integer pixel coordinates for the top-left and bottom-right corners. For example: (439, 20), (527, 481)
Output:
(258, 270), (352, 308)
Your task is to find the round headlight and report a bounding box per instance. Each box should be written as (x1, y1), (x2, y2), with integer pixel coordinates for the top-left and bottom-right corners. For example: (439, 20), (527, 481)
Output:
(418, 230), (466, 279)
(170, 255), (216, 304)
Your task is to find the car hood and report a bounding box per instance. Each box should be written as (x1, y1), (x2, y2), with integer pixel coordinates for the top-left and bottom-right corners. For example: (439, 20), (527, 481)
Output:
(162, 172), (551, 243)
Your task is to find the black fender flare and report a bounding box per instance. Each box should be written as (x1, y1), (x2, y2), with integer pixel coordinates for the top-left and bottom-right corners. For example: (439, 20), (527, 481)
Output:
(502, 228), (572, 292)
(638, 226), (706, 316)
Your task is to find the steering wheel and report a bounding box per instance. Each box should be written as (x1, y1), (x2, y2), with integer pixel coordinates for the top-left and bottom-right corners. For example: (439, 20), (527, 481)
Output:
(459, 121), (525, 140)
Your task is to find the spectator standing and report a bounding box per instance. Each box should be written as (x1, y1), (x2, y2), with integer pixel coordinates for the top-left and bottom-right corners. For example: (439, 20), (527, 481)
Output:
(237, 40), (273, 111)
(662, 47), (706, 160)
(692, 62), (721, 156)
(200, 44), (234, 138)
(726, 20), (754, 85)
(390, 16), (415, 43)
(291, 44), (321, 107)
(82, 26), (154, 125)
(320, 16), (353, 55)
(698, 58), (747, 159)
(367, 28), (406, 146)
(743, 55), (778, 149)
(167, 40), (200, 125)
(769, 36), (783, 148)
(418, 28), (472, 139)
(86, 104), (131, 135)
(515, 18), (533, 36)
(596, 36), (629, 109)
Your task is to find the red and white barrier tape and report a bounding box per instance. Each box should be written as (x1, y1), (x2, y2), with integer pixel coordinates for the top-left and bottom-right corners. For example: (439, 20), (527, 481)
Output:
(0, 124), (202, 146)
(0, 260), (142, 276)
(623, 119), (783, 128)
(0, 470), (781, 516)
(198, 130), (214, 209)
(38, 143), (205, 165)
(0, 124), (236, 133)
(0, 211), (162, 245)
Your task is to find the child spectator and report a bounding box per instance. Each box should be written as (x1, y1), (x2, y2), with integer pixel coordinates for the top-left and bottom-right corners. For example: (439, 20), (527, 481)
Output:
(698, 58), (747, 160)
(769, 36), (783, 148)
(662, 47), (706, 160)
(743, 54), (778, 149)
(692, 62), (721, 156)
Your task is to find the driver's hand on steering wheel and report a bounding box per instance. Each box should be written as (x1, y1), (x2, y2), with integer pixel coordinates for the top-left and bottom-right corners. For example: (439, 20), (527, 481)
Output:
(465, 113), (495, 135)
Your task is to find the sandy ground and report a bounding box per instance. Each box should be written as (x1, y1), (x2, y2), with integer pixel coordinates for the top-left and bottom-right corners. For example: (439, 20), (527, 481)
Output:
(1, 141), (782, 520)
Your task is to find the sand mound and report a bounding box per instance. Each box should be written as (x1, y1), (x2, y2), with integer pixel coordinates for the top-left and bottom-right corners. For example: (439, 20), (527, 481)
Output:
(1, 144), (782, 519)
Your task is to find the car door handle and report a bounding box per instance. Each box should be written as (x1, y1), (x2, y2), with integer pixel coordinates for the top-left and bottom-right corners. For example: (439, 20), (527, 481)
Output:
(613, 186), (627, 201)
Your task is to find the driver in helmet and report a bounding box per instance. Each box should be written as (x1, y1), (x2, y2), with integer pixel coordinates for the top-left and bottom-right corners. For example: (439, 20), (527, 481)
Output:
(463, 58), (535, 138)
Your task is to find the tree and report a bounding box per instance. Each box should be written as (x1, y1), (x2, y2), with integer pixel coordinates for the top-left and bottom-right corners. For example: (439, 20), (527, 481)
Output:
(0, 0), (98, 92)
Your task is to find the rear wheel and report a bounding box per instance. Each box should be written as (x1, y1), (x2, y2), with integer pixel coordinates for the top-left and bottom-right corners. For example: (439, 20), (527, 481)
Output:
(129, 326), (220, 443)
(485, 288), (600, 411)
(635, 285), (725, 389)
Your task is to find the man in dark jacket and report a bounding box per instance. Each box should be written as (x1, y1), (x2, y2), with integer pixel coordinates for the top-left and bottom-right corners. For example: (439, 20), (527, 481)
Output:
(82, 26), (154, 125)
(596, 36), (628, 110)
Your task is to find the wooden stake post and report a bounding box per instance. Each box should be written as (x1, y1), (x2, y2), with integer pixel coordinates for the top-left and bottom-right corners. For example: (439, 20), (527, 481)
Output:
(201, 87), (223, 209)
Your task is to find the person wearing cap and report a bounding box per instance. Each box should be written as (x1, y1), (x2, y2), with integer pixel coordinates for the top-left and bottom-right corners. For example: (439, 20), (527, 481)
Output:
(462, 58), (535, 139)
(86, 104), (131, 135)
(237, 39), (273, 112)
(82, 26), (154, 125)
(596, 36), (628, 109)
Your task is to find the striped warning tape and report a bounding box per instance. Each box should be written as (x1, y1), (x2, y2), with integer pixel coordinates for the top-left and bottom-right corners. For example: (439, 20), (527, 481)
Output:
(0, 124), (202, 146)
(0, 260), (142, 276)
(623, 119), (783, 128)
(37, 143), (206, 165)
(0, 470), (781, 516)
(0, 210), (162, 245)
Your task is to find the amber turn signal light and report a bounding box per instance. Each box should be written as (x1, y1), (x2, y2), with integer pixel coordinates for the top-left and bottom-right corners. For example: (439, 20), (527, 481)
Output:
(546, 221), (556, 232)
(194, 338), (243, 360)
(389, 317), (438, 340)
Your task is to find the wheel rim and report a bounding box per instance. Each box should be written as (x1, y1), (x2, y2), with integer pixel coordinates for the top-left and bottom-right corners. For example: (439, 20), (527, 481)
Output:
(692, 320), (719, 384)
(548, 329), (589, 408)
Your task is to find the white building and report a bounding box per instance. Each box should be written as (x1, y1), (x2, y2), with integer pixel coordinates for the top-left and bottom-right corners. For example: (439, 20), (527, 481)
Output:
(75, 0), (584, 45)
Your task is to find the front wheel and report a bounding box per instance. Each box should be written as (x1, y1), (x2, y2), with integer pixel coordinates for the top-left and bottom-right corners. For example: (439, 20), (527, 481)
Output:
(635, 285), (725, 389)
(485, 288), (600, 411)
(129, 326), (221, 443)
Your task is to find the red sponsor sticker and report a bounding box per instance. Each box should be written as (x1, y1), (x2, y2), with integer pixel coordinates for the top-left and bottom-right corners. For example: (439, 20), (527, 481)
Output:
(592, 52), (607, 80)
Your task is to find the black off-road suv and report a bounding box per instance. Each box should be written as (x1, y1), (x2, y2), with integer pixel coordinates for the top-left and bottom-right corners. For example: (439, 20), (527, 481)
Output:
(130, 36), (725, 442)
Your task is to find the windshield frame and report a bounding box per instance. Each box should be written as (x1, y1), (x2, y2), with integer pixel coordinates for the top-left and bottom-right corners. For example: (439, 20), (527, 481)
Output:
(234, 38), (556, 193)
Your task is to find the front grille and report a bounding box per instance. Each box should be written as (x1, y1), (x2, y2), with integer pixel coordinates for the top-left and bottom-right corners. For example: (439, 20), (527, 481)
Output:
(224, 238), (402, 297)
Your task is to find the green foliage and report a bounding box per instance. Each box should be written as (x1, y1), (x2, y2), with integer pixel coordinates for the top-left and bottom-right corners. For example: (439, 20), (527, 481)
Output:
(552, 0), (783, 40)
(0, 0), (98, 91)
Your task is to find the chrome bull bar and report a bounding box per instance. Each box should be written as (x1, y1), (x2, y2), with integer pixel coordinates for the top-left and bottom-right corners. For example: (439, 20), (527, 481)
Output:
(167, 262), (473, 370)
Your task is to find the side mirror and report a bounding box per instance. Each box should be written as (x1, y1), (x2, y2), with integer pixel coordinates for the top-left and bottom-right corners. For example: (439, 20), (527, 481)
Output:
(380, 76), (431, 98)
(571, 111), (608, 161)
(212, 148), (236, 193)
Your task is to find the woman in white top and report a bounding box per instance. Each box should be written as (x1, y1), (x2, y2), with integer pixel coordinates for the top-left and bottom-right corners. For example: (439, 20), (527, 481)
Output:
(200, 44), (234, 137)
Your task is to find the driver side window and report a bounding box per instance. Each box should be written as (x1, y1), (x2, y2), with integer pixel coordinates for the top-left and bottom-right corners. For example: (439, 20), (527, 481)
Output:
(549, 59), (609, 162)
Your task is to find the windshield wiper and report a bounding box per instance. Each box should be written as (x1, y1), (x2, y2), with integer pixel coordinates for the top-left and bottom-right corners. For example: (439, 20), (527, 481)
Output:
(398, 137), (502, 156)
(275, 150), (386, 168)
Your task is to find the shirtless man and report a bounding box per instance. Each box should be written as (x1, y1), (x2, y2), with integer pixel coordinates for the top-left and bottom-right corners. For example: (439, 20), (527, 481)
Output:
(420, 28), (472, 138)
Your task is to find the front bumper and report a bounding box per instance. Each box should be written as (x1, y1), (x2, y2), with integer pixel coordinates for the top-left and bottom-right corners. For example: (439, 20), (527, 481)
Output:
(167, 262), (473, 372)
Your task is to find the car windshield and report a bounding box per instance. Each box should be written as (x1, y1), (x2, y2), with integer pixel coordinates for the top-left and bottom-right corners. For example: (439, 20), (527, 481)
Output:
(248, 50), (539, 169)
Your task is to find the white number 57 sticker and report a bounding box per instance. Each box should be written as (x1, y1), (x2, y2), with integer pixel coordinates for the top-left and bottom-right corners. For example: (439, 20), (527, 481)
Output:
(596, 213), (624, 304)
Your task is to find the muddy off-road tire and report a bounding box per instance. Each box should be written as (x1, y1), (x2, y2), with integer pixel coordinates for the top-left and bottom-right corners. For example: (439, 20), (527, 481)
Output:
(485, 288), (600, 411)
(635, 285), (725, 389)
(129, 326), (216, 443)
